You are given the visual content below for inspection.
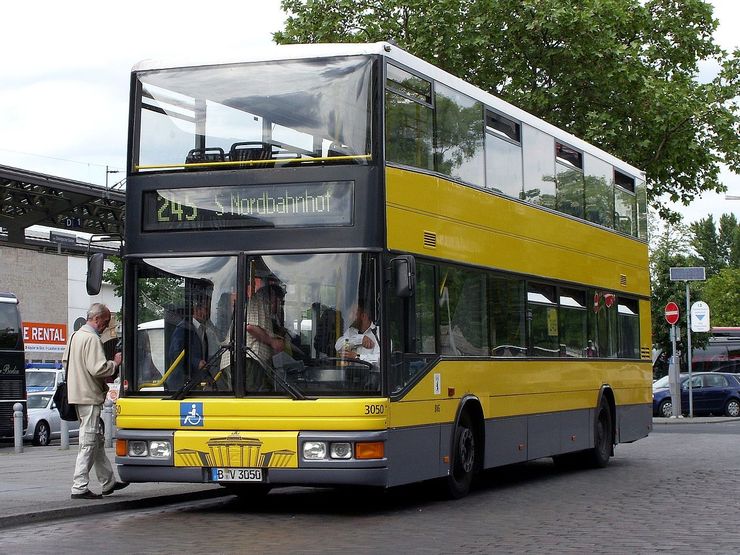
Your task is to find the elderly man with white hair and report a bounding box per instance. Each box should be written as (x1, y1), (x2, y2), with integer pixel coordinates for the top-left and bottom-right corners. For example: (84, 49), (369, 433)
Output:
(63, 303), (128, 500)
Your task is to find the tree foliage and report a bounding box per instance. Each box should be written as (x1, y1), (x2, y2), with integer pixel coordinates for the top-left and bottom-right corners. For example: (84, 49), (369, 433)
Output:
(689, 213), (740, 277)
(701, 268), (740, 327)
(274, 0), (740, 221)
(650, 213), (739, 358)
(648, 220), (692, 354)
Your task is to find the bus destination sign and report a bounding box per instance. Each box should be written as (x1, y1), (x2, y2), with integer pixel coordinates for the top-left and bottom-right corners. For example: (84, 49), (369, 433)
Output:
(143, 181), (354, 231)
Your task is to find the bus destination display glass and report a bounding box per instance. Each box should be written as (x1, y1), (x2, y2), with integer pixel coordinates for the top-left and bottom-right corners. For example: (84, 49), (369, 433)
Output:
(143, 181), (354, 231)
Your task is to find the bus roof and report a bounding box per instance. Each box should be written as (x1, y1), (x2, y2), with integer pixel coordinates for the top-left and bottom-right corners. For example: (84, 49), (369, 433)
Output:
(132, 42), (644, 180)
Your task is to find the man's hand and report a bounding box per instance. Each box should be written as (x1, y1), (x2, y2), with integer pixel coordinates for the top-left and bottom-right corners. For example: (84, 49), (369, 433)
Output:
(361, 336), (374, 349)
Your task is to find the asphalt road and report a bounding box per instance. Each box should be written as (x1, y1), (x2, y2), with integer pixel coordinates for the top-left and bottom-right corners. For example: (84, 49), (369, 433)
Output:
(2, 420), (739, 554)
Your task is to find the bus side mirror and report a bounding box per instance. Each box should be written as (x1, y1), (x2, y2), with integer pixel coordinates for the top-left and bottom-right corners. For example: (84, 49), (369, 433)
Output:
(86, 252), (105, 296)
(391, 255), (415, 298)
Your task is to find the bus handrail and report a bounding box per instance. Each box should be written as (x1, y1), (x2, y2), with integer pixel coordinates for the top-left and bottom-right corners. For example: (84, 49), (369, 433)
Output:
(139, 349), (184, 388)
(135, 153), (371, 171)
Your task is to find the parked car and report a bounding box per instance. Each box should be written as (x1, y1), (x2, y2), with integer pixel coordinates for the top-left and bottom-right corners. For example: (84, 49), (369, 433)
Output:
(653, 372), (740, 418)
(23, 391), (79, 446)
(25, 364), (65, 393)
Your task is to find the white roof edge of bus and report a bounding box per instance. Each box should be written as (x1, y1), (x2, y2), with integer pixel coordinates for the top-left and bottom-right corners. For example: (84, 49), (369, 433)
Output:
(133, 41), (644, 178)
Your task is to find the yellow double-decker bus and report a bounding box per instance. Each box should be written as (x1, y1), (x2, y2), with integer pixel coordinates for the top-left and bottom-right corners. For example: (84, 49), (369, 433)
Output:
(107, 42), (651, 498)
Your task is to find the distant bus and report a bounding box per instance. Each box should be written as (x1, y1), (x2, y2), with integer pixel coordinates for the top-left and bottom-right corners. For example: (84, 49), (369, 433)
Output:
(653, 328), (740, 378)
(0, 292), (26, 438)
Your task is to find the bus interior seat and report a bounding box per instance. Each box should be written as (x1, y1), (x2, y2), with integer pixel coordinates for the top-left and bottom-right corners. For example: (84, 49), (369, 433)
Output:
(326, 142), (361, 164)
(229, 142), (273, 166)
(185, 147), (225, 166)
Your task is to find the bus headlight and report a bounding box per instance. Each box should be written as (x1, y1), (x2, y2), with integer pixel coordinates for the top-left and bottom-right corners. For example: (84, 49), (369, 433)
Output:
(302, 441), (327, 460)
(329, 442), (352, 459)
(149, 440), (172, 458)
(128, 440), (148, 457)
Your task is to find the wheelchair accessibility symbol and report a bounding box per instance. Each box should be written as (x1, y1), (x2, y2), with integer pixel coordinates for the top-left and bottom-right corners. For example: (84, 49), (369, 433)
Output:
(181, 402), (204, 426)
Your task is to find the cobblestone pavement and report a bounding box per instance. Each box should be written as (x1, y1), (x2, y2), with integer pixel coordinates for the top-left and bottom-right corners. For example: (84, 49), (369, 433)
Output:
(2, 424), (740, 554)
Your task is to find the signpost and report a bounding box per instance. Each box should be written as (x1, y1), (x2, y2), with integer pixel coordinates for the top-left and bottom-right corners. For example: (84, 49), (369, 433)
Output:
(690, 301), (711, 333)
(664, 302), (679, 326)
(664, 302), (681, 417)
(669, 267), (707, 418)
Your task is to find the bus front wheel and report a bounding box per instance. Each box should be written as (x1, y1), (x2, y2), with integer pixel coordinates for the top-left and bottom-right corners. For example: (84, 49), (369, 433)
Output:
(446, 412), (476, 499)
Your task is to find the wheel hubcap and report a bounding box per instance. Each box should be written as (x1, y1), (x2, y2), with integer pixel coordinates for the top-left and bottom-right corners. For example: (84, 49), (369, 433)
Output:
(728, 401), (740, 417)
(459, 428), (475, 473)
(662, 402), (672, 418)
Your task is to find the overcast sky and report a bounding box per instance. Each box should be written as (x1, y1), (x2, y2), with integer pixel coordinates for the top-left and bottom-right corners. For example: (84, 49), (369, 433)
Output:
(0, 0), (737, 225)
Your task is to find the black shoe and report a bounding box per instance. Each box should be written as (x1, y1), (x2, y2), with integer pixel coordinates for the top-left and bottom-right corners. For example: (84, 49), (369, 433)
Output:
(102, 481), (130, 496)
(71, 490), (103, 500)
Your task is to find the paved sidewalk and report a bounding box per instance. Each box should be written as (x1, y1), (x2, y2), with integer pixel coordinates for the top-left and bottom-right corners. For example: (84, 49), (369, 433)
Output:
(0, 442), (228, 530)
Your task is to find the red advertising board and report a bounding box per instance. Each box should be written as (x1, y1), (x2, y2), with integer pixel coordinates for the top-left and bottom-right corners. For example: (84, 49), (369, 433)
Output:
(22, 322), (68, 352)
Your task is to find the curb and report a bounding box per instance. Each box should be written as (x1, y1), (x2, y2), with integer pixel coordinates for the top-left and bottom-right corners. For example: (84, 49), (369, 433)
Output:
(0, 487), (232, 531)
(652, 417), (740, 424)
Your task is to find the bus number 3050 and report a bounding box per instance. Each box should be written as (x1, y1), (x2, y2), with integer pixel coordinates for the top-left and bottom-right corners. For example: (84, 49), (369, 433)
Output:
(364, 404), (384, 415)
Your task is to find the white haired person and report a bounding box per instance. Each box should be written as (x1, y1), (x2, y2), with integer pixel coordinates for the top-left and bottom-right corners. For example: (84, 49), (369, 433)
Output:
(63, 303), (128, 499)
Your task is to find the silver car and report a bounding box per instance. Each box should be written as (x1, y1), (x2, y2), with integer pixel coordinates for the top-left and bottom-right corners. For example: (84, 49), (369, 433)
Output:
(23, 391), (80, 446)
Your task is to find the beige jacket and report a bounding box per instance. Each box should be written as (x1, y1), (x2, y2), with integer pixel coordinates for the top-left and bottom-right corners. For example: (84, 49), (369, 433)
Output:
(62, 324), (117, 405)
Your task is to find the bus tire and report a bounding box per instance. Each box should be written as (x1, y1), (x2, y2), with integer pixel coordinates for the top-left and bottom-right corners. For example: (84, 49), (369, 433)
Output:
(587, 398), (613, 468)
(446, 411), (476, 499)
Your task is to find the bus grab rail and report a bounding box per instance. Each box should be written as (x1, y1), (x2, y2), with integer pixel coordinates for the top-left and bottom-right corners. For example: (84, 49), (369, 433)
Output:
(135, 154), (371, 171)
(139, 349), (184, 388)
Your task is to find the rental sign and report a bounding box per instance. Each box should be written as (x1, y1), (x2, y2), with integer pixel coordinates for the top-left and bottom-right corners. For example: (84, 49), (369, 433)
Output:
(22, 322), (68, 353)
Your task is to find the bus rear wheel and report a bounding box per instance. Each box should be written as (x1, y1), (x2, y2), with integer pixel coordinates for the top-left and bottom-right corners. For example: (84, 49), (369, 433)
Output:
(587, 398), (613, 468)
(446, 412), (476, 499)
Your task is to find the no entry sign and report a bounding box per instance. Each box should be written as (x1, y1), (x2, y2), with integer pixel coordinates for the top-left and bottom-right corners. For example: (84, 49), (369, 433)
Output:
(664, 302), (680, 325)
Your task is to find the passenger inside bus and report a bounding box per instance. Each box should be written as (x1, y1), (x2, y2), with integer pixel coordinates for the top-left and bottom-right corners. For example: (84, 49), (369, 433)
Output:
(166, 286), (218, 390)
(334, 300), (380, 366)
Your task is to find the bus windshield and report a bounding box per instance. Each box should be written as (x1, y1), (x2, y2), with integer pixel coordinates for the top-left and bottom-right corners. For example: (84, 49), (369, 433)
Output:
(131, 253), (379, 397)
(136, 56), (374, 171)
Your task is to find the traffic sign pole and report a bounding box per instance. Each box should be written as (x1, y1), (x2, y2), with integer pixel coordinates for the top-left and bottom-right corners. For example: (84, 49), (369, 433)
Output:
(665, 302), (682, 418)
(669, 324), (681, 417)
(686, 283), (693, 418)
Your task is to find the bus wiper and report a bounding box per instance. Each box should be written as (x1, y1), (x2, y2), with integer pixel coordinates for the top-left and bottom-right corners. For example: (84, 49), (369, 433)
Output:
(243, 346), (307, 401)
(168, 343), (232, 401)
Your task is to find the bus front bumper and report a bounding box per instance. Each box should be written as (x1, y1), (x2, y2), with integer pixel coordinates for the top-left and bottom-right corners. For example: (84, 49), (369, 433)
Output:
(115, 428), (389, 488)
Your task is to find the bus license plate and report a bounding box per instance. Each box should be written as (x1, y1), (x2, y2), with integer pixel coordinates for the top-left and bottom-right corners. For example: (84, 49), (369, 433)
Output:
(211, 468), (263, 482)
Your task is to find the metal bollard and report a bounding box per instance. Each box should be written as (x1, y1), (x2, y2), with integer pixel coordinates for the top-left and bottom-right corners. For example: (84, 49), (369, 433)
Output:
(103, 398), (113, 448)
(13, 402), (24, 454)
(60, 418), (70, 450)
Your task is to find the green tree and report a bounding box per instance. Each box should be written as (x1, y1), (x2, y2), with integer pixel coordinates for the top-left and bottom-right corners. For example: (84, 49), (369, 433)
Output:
(718, 213), (739, 267)
(701, 268), (740, 326)
(649, 221), (692, 355)
(274, 0), (740, 221)
(689, 213), (740, 277)
(102, 256), (123, 298)
(690, 215), (723, 276)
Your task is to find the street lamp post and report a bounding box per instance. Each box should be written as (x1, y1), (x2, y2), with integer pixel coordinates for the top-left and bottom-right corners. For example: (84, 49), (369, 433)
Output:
(105, 165), (121, 189)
